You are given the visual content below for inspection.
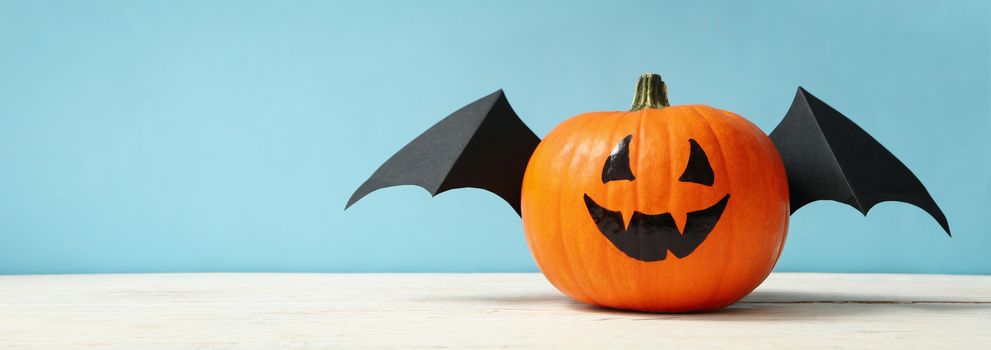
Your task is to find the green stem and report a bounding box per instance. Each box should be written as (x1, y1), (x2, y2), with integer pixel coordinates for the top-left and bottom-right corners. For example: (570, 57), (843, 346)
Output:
(629, 73), (669, 111)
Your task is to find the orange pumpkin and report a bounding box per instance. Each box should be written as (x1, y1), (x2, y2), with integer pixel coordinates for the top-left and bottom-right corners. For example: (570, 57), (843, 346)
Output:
(520, 74), (790, 312)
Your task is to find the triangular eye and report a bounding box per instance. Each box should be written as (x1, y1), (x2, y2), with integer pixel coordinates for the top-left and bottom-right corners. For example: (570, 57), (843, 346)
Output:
(602, 135), (635, 183)
(679, 139), (714, 186)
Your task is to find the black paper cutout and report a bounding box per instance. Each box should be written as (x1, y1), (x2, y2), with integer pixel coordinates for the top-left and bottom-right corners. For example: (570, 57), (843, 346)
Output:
(584, 193), (731, 262)
(678, 139), (715, 186)
(769, 87), (950, 235)
(346, 90), (541, 215)
(602, 135), (636, 183)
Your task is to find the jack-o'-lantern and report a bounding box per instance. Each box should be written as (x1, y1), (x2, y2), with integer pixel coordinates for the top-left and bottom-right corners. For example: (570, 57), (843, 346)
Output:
(520, 74), (789, 312)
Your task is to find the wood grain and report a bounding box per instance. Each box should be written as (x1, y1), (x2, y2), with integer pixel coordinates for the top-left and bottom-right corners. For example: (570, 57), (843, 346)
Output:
(0, 273), (988, 349)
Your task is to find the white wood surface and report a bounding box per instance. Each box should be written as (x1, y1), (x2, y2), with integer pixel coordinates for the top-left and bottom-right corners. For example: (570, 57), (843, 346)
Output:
(0, 273), (988, 349)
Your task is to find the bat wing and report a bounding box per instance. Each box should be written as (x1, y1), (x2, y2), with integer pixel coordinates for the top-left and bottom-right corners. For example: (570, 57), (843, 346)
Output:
(769, 87), (950, 235)
(345, 90), (540, 215)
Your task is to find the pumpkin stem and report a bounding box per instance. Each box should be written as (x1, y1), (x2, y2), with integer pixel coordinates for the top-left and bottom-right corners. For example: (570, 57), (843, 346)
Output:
(629, 73), (669, 111)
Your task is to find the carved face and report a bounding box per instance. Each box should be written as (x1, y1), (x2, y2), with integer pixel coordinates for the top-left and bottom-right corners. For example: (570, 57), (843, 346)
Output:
(584, 135), (730, 262)
(520, 105), (790, 312)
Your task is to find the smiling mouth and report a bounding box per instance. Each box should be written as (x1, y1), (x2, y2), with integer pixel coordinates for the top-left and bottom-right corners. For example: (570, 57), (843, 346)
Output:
(583, 194), (730, 262)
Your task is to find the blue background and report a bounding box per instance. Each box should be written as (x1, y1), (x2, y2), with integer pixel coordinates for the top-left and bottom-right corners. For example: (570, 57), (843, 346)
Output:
(1, 0), (988, 274)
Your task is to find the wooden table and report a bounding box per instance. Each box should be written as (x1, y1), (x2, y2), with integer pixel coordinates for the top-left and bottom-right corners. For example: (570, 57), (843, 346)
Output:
(0, 273), (988, 349)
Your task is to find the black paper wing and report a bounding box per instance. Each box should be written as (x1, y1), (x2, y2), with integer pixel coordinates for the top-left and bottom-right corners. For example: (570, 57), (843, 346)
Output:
(769, 87), (950, 236)
(346, 90), (540, 215)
